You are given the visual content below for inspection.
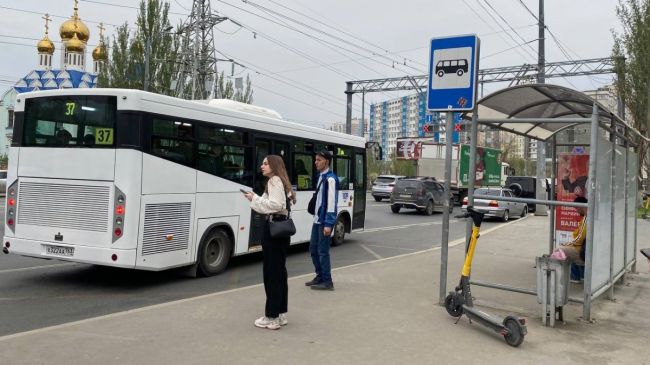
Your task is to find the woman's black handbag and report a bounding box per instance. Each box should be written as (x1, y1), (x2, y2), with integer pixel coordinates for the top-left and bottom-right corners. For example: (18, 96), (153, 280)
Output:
(307, 179), (323, 215)
(269, 192), (296, 238)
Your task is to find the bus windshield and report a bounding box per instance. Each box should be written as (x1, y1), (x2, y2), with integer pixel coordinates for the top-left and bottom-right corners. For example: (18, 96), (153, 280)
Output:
(22, 95), (117, 147)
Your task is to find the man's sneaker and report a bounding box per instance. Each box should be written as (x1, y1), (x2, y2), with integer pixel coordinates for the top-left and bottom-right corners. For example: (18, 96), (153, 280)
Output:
(310, 282), (334, 290)
(569, 278), (581, 284)
(254, 316), (281, 330)
(279, 313), (288, 326)
(305, 277), (321, 286)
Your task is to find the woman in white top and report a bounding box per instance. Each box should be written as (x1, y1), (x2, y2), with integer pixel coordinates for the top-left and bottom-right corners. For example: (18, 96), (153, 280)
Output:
(243, 155), (296, 330)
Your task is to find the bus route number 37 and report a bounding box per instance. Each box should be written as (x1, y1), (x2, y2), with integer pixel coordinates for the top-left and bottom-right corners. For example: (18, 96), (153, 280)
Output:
(95, 128), (114, 145)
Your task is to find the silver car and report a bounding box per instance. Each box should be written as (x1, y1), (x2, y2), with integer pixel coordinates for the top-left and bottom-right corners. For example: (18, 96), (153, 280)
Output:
(461, 187), (528, 222)
(371, 175), (405, 202)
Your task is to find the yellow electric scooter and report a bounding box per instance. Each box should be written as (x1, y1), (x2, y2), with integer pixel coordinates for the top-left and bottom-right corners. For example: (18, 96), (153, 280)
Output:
(444, 206), (527, 347)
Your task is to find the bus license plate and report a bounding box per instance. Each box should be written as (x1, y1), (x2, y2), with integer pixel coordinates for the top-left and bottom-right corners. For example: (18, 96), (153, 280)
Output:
(46, 245), (74, 257)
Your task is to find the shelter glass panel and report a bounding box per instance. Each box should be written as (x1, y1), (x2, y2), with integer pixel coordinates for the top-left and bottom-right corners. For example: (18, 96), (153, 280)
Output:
(613, 144), (626, 275)
(591, 132), (612, 291)
(626, 149), (638, 266)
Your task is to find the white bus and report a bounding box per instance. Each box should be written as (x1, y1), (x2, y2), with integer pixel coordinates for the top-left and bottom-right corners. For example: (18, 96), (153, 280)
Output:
(3, 89), (371, 276)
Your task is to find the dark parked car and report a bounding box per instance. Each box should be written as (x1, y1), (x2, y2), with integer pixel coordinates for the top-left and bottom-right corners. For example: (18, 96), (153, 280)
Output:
(390, 177), (453, 215)
(505, 176), (551, 213)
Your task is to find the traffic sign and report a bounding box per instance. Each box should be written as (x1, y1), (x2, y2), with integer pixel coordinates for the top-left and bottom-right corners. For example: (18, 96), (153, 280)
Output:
(427, 34), (480, 112)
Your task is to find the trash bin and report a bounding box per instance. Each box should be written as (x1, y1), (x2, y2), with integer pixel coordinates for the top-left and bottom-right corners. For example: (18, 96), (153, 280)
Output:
(536, 255), (570, 306)
(536, 255), (570, 327)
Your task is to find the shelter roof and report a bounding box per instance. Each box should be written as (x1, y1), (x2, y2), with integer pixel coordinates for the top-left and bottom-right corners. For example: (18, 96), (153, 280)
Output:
(466, 83), (646, 142)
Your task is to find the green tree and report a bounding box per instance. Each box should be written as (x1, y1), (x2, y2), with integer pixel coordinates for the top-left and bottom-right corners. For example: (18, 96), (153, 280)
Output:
(216, 71), (254, 103)
(98, 0), (254, 102)
(388, 151), (416, 176)
(613, 0), (650, 177)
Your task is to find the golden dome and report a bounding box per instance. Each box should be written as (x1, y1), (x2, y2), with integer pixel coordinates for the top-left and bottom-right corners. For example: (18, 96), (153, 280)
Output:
(92, 41), (107, 61)
(66, 33), (84, 53)
(37, 36), (55, 54)
(59, 2), (90, 42)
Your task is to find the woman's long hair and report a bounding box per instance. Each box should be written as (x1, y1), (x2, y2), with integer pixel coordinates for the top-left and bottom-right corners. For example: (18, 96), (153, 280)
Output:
(265, 155), (296, 204)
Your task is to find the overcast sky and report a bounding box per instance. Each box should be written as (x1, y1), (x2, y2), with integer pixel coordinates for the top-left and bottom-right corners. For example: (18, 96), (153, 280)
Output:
(0, 0), (622, 128)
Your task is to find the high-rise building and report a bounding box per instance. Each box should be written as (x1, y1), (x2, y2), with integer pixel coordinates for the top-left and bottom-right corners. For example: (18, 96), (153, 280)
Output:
(328, 117), (366, 138)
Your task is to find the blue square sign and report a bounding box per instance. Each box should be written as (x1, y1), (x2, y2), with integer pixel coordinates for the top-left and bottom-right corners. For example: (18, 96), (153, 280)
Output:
(427, 34), (480, 112)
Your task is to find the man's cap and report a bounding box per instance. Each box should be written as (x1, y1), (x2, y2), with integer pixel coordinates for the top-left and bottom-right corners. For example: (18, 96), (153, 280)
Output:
(316, 150), (333, 161)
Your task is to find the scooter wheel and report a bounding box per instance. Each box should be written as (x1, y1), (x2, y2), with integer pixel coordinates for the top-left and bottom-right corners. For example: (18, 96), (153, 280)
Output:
(444, 294), (463, 317)
(503, 317), (525, 347)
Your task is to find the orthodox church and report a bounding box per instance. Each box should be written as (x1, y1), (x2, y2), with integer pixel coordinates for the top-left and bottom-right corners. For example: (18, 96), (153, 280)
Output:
(0, 1), (108, 156)
(14, 1), (107, 92)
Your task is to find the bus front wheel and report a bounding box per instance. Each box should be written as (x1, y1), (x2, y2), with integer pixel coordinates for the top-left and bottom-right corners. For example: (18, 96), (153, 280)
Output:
(198, 229), (233, 276)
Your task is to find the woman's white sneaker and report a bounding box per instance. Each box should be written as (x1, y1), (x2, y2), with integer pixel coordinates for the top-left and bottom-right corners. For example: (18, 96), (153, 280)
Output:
(254, 316), (281, 330)
(279, 313), (288, 326)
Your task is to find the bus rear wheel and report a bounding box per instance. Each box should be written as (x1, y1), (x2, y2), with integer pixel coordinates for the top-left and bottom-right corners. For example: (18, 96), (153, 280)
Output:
(331, 216), (346, 247)
(198, 229), (232, 276)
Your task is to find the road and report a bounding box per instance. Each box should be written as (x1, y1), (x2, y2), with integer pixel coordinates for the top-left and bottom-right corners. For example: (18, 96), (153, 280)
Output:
(0, 194), (505, 336)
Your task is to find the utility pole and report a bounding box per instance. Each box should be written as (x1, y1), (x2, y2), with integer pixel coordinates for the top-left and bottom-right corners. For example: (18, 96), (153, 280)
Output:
(535, 0), (548, 215)
(173, 0), (227, 100)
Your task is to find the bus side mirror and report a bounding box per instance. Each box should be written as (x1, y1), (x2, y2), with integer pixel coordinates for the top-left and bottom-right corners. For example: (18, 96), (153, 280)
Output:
(366, 142), (383, 160)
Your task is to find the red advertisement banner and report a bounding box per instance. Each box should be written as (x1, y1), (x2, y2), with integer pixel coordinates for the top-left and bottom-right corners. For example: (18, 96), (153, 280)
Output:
(555, 153), (589, 243)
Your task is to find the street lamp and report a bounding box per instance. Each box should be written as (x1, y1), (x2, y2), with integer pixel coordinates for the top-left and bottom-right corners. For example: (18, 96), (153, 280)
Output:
(144, 25), (174, 92)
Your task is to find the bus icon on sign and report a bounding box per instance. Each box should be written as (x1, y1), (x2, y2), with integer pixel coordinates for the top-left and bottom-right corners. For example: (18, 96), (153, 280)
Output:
(435, 59), (468, 77)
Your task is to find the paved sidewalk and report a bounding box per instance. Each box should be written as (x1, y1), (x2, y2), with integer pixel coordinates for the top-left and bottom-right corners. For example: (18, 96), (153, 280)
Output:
(1, 216), (649, 365)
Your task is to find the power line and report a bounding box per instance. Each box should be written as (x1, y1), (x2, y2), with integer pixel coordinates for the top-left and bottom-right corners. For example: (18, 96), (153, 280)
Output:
(216, 0), (423, 76)
(241, 0), (426, 72)
(0, 5), (119, 27)
(253, 83), (344, 120)
(214, 48), (363, 112)
(481, 0), (538, 58)
(461, 0), (535, 63)
(265, 0), (426, 68)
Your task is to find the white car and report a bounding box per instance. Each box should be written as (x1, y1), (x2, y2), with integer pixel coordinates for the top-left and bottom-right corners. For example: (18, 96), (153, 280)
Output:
(0, 170), (6, 197)
(371, 175), (405, 202)
(462, 187), (528, 222)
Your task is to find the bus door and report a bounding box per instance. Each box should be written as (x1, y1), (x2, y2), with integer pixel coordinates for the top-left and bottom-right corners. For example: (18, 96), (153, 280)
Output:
(352, 151), (366, 229)
(249, 138), (271, 247)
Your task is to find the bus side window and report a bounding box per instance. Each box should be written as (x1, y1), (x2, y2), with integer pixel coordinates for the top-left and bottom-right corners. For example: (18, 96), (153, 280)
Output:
(335, 157), (350, 189)
(293, 154), (313, 190)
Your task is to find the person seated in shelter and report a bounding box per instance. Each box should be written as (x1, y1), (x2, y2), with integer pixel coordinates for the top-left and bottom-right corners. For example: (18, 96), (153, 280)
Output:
(558, 196), (588, 282)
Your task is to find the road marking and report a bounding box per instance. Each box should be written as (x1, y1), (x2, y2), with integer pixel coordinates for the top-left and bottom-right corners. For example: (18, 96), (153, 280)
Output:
(0, 215), (525, 342)
(360, 220), (458, 233)
(358, 244), (383, 260)
(363, 244), (418, 252)
(0, 262), (78, 274)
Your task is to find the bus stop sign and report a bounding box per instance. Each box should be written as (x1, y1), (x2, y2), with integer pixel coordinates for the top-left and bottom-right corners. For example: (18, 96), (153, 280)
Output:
(427, 34), (480, 112)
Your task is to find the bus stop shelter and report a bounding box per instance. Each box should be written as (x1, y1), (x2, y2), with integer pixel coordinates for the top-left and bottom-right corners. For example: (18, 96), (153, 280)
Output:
(439, 83), (648, 321)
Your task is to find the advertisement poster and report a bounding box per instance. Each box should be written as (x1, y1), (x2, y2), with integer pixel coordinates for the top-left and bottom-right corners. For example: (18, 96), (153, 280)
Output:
(396, 139), (421, 160)
(555, 153), (589, 244)
(459, 145), (502, 187)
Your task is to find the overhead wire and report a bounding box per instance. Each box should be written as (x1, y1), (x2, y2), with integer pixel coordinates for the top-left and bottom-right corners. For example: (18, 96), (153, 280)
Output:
(0, 5), (119, 28)
(477, 0), (538, 61)
(460, 0), (535, 63)
(264, 0), (427, 68)
(215, 0), (421, 77)
(240, 0), (425, 73)
(213, 48), (362, 113)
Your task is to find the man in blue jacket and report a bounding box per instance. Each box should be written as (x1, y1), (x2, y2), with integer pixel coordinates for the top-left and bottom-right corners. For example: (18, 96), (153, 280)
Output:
(306, 150), (339, 290)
